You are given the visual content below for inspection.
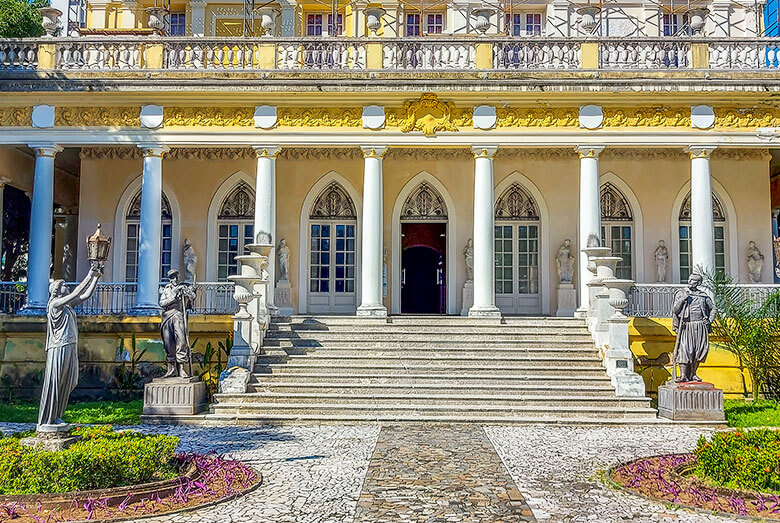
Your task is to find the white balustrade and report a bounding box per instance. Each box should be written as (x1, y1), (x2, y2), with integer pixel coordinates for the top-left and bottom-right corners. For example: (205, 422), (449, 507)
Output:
(599, 40), (690, 69)
(0, 41), (39, 70)
(384, 40), (475, 69)
(166, 40), (255, 70)
(710, 40), (780, 70)
(277, 40), (365, 70)
(493, 39), (580, 69)
(57, 40), (144, 69)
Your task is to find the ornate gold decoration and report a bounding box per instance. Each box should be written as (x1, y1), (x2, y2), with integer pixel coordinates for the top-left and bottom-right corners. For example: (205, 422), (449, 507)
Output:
(496, 148), (576, 160)
(384, 148), (472, 161)
(361, 146), (386, 159)
(602, 107), (690, 127)
(279, 148), (362, 160)
(712, 148), (772, 161)
(55, 107), (139, 127)
(80, 147), (141, 160)
(600, 149), (686, 160)
(253, 146), (281, 159)
(715, 107), (780, 128)
(0, 107), (32, 126)
(164, 107), (253, 127)
(387, 94), (459, 137)
(496, 108), (578, 128)
(80, 147), (256, 160)
(277, 107), (362, 127)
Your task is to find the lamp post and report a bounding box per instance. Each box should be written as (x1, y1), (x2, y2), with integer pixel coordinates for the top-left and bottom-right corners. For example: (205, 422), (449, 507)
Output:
(86, 223), (112, 270)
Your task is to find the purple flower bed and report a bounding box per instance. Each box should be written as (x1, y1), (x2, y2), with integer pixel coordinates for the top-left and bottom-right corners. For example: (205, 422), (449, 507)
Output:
(611, 454), (780, 520)
(0, 453), (260, 522)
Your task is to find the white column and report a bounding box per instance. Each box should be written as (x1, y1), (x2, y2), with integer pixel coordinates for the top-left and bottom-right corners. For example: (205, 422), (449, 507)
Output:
(24, 145), (61, 313)
(0, 178), (11, 270)
(357, 146), (387, 317)
(133, 145), (168, 314)
(469, 145), (501, 318)
(252, 145), (280, 314)
(687, 146), (717, 277)
(576, 145), (604, 316)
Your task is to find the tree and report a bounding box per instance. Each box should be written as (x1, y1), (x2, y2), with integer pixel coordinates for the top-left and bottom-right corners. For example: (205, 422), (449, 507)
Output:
(706, 271), (780, 401)
(1, 185), (30, 281)
(0, 0), (47, 38)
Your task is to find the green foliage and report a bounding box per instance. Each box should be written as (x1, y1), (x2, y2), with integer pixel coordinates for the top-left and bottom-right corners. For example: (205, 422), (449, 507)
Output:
(196, 335), (231, 402)
(706, 271), (780, 401)
(695, 429), (780, 492)
(114, 334), (148, 399)
(0, 0), (46, 40)
(0, 400), (143, 424)
(725, 399), (780, 428)
(0, 426), (179, 494)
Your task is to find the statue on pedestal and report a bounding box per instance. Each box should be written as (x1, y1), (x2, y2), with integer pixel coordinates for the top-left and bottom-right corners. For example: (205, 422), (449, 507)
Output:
(654, 240), (669, 283)
(555, 239), (575, 284)
(278, 238), (290, 281)
(671, 273), (716, 383)
(160, 268), (196, 378)
(182, 238), (197, 284)
(747, 240), (764, 283)
(463, 239), (474, 282)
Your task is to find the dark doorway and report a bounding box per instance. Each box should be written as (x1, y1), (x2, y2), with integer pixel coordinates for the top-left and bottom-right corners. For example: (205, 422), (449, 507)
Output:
(401, 222), (446, 314)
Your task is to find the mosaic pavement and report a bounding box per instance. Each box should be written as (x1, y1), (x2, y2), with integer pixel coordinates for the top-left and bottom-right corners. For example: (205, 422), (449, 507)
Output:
(0, 422), (742, 522)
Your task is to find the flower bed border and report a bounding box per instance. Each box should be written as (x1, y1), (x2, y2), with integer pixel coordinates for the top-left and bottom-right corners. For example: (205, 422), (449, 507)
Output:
(607, 453), (780, 521)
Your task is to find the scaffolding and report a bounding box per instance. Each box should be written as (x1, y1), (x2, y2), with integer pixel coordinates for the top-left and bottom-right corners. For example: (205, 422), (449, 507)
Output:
(67, 0), (87, 36)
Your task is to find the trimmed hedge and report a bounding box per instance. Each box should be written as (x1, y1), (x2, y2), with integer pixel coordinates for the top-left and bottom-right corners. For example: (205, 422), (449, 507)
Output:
(695, 429), (780, 493)
(0, 426), (179, 494)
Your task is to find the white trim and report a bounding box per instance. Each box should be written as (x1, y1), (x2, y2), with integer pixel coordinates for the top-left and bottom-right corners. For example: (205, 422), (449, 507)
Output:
(599, 171), (645, 282)
(205, 170), (255, 281)
(391, 171), (458, 315)
(670, 177), (738, 283)
(112, 174), (181, 282)
(494, 171), (551, 315)
(297, 171), (363, 314)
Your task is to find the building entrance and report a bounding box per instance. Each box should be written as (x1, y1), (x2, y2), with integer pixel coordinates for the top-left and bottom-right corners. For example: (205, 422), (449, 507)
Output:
(401, 222), (446, 314)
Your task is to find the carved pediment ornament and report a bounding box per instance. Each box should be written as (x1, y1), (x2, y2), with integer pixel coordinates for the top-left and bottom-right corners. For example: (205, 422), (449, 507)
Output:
(390, 93), (459, 137)
(56, 107), (140, 127)
(0, 107), (32, 126)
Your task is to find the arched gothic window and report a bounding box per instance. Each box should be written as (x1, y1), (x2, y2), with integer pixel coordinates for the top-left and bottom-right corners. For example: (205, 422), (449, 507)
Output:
(678, 191), (727, 281)
(217, 182), (255, 280)
(494, 182), (541, 314)
(125, 190), (173, 282)
(600, 182), (634, 279)
(400, 183), (447, 220)
(308, 182), (357, 313)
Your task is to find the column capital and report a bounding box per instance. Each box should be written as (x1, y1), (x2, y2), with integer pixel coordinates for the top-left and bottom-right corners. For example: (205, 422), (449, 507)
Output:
(28, 144), (62, 158)
(0, 177), (12, 189)
(361, 145), (387, 158)
(253, 145), (281, 158)
(471, 145), (498, 159)
(575, 145), (605, 159)
(137, 144), (169, 158)
(686, 145), (717, 159)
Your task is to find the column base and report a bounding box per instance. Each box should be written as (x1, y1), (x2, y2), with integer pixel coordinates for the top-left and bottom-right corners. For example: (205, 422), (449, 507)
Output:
(356, 304), (387, 317)
(18, 305), (46, 316)
(468, 305), (501, 318)
(130, 305), (162, 316)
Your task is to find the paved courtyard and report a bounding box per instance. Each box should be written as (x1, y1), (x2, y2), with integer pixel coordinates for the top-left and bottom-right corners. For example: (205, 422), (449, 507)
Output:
(1, 422), (742, 522)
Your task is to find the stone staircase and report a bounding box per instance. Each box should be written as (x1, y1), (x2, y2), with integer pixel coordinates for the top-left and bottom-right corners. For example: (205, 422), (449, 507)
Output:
(207, 315), (658, 424)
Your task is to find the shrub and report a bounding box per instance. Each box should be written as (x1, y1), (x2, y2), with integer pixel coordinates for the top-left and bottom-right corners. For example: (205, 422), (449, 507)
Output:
(0, 426), (179, 494)
(695, 429), (780, 492)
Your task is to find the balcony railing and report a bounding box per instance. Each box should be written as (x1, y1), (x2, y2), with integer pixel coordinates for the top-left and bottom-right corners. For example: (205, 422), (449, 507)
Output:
(2, 37), (779, 73)
(0, 281), (236, 315)
(627, 283), (780, 318)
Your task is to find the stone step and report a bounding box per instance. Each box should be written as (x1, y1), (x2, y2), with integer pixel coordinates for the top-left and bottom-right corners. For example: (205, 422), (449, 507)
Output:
(255, 354), (604, 367)
(207, 402), (657, 419)
(253, 372), (614, 384)
(254, 363), (609, 376)
(268, 324), (590, 335)
(276, 316), (586, 327)
(264, 332), (594, 342)
(212, 392), (651, 408)
(263, 339), (595, 349)
(249, 381), (619, 396)
(262, 347), (600, 358)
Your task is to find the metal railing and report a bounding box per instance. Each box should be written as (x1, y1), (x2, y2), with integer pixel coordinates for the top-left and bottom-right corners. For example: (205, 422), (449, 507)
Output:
(0, 281), (236, 315)
(627, 283), (780, 318)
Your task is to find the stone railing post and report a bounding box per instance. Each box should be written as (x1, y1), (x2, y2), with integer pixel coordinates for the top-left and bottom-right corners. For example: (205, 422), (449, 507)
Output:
(580, 41), (599, 68)
(582, 244), (611, 331)
(143, 42), (164, 69)
(37, 42), (56, 69)
(475, 42), (493, 69)
(691, 42), (710, 68)
(601, 278), (646, 397)
(588, 255), (620, 351)
(245, 243), (273, 343)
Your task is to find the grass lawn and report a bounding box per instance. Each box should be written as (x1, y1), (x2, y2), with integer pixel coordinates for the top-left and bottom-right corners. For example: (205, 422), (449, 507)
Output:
(0, 399), (143, 425)
(725, 399), (780, 427)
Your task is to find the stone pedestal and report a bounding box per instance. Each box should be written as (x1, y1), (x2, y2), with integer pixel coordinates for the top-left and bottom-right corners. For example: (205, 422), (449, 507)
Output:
(460, 281), (474, 316)
(275, 279), (294, 317)
(219, 366), (252, 394)
(21, 424), (80, 452)
(142, 377), (206, 416)
(556, 283), (577, 317)
(657, 382), (725, 421)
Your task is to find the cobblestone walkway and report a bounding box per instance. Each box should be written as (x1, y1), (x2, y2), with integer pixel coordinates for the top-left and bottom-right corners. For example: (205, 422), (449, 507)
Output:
(354, 425), (535, 522)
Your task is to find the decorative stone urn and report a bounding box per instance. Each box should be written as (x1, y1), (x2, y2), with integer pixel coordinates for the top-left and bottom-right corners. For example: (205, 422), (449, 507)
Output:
(687, 8), (709, 34)
(577, 5), (600, 34)
(38, 7), (63, 37)
(582, 245), (611, 276)
(145, 7), (168, 33)
(604, 278), (633, 316)
(473, 9), (493, 35)
(365, 8), (385, 36)
(258, 8), (280, 37)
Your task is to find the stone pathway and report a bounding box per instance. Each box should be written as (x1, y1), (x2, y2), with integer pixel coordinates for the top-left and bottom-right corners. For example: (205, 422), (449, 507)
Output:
(354, 425), (535, 522)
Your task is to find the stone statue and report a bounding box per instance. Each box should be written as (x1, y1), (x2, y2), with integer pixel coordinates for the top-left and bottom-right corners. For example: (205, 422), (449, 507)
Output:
(654, 240), (669, 283)
(671, 273), (716, 383)
(38, 264), (102, 427)
(556, 239), (575, 283)
(182, 238), (197, 284)
(747, 240), (764, 283)
(278, 238), (291, 282)
(160, 268), (196, 378)
(463, 239), (474, 282)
